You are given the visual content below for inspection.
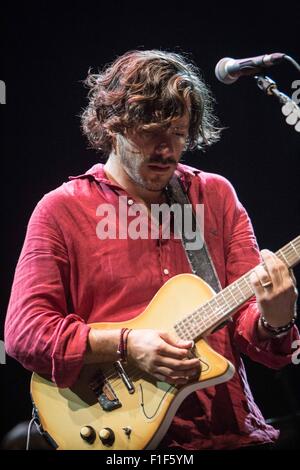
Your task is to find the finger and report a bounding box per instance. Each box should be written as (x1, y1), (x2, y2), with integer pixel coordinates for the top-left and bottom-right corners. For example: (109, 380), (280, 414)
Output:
(253, 264), (272, 288)
(160, 331), (194, 349)
(156, 365), (199, 379)
(185, 366), (201, 382)
(154, 356), (200, 371)
(261, 249), (283, 287)
(158, 332), (194, 359)
(155, 374), (189, 386)
(286, 270), (298, 299)
(155, 365), (200, 384)
(249, 270), (265, 297)
(155, 370), (188, 385)
(289, 269), (298, 287)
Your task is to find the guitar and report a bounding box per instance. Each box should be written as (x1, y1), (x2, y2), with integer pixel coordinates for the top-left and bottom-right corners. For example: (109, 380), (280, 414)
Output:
(31, 236), (300, 450)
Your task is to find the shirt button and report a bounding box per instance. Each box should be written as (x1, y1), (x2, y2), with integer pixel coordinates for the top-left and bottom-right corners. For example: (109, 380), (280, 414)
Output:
(163, 268), (169, 275)
(128, 199), (134, 205)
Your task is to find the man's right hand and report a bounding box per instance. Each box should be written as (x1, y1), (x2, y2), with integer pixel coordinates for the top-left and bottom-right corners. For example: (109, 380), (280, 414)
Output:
(127, 329), (201, 386)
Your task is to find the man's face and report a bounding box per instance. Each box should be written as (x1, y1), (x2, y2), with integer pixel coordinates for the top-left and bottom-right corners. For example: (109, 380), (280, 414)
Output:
(115, 111), (190, 192)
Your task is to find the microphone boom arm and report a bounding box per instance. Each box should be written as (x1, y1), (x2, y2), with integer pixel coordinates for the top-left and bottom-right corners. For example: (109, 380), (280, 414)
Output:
(254, 75), (300, 133)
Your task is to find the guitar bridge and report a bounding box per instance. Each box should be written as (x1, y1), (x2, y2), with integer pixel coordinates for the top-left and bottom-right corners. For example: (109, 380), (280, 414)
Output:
(89, 370), (122, 412)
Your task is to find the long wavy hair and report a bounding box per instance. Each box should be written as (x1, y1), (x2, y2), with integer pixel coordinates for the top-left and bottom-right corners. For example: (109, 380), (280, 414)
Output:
(81, 49), (221, 157)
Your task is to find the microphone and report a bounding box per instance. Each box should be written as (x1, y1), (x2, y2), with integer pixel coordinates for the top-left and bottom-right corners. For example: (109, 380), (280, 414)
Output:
(215, 53), (285, 84)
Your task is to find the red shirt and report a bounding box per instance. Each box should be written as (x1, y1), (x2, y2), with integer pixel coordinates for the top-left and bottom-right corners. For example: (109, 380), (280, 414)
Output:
(5, 163), (299, 450)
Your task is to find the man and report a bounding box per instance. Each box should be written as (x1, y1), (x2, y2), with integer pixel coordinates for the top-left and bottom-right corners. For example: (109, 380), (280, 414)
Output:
(5, 49), (299, 450)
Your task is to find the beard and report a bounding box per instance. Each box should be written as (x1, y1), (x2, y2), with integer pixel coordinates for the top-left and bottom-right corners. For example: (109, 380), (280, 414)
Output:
(117, 134), (177, 192)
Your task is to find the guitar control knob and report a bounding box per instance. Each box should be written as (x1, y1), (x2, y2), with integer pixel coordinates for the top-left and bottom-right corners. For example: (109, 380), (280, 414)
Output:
(99, 427), (115, 446)
(80, 425), (96, 444)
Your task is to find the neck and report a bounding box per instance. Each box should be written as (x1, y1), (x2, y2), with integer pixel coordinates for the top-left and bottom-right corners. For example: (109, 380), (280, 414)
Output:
(104, 153), (168, 206)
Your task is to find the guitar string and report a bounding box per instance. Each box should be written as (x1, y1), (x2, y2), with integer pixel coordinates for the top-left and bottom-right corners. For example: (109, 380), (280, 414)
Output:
(108, 353), (211, 392)
(94, 243), (299, 385)
(90, 242), (300, 388)
(95, 353), (212, 395)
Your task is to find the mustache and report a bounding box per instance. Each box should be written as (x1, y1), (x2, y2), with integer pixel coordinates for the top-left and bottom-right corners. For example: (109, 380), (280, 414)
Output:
(147, 156), (177, 165)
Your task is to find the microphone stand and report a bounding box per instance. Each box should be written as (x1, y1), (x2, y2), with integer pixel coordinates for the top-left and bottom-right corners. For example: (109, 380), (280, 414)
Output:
(254, 75), (300, 132)
(253, 73), (300, 443)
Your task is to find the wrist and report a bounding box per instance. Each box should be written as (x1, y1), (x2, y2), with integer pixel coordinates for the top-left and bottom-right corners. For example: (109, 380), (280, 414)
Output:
(85, 328), (120, 364)
(259, 312), (297, 338)
(117, 328), (132, 363)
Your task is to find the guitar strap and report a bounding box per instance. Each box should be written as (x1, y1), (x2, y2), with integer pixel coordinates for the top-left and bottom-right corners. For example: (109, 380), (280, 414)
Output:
(167, 175), (222, 293)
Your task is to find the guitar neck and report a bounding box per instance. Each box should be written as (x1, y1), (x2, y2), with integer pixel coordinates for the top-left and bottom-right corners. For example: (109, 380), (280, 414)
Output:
(174, 235), (300, 341)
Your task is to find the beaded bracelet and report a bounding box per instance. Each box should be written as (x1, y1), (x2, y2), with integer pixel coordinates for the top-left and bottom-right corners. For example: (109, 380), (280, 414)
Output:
(260, 312), (297, 337)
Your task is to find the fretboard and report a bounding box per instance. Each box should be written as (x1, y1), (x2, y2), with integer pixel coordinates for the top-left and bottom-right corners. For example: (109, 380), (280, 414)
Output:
(174, 235), (300, 341)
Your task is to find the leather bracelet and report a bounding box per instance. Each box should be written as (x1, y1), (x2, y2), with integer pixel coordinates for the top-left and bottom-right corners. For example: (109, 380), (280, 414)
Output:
(117, 328), (132, 363)
(259, 313), (297, 337)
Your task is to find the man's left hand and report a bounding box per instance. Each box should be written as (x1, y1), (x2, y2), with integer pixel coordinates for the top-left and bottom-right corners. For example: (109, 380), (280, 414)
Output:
(249, 249), (298, 328)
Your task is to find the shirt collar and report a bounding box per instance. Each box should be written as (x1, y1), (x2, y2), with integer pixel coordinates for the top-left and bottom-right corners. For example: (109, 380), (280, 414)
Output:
(68, 162), (201, 192)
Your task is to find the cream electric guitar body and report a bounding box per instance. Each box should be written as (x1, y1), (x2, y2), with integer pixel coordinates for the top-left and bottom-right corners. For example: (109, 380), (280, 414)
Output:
(31, 236), (300, 450)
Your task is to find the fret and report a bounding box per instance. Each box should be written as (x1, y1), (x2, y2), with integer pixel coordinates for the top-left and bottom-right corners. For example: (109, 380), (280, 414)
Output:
(241, 275), (254, 296)
(209, 295), (231, 323)
(175, 325), (185, 340)
(174, 323), (184, 339)
(193, 302), (215, 333)
(277, 237), (300, 268)
(214, 294), (228, 315)
(278, 248), (289, 266)
(228, 283), (244, 304)
(236, 281), (246, 300)
(194, 308), (209, 324)
(291, 241), (300, 258)
(199, 302), (228, 332)
(219, 290), (232, 311)
(203, 299), (225, 319)
(225, 285), (239, 306)
(194, 317), (207, 336)
(234, 284), (245, 303)
(294, 239), (300, 253)
(179, 320), (190, 338)
(193, 304), (219, 334)
(183, 326), (193, 340)
(200, 310), (214, 325)
(208, 297), (225, 316)
(206, 300), (218, 318)
(284, 247), (295, 263)
(189, 313), (198, 337)
(173, 235), (300, 341)
(223, 290), (238, 312)
(213, 295), (224, 310)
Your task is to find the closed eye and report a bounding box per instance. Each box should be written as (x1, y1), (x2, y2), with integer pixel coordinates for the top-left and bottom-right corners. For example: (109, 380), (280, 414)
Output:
(173, 132), (186, 137)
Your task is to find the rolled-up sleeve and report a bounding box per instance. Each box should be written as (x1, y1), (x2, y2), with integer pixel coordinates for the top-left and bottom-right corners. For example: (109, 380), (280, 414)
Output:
(222, 179), (299, 368)
(5, 200), (90, 388)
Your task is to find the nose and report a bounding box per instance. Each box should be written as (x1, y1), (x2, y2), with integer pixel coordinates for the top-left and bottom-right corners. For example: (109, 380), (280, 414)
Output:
(154, 140), (174, 158)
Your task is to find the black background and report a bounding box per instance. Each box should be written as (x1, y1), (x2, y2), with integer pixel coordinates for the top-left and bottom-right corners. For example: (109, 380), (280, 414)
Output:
(1, 1), (300, 445)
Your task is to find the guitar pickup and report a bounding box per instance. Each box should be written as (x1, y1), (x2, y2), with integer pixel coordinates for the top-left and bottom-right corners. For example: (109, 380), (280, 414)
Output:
(114, 361), (135, 394)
